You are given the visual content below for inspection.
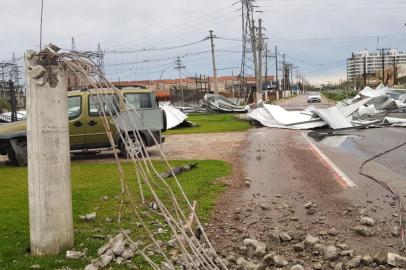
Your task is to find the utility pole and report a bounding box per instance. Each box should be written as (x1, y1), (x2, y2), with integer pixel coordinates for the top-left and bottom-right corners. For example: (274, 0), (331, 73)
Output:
(393, 54), (398, 85)
(25, 48), (73, 255)
(381, 48), (385, 85)
(378, 48), (389, 85)
(209, 30), (219, 94)
(249, 18), (258, 94)
(9, 80), (17, 122)
(352, 54), (356, 90)
(363, 56), (367, 87)
(264, 43), (268, 90)
(275, 46), (279, 90)
(174, 57), (186, 105)
(256, 18), (263, 101)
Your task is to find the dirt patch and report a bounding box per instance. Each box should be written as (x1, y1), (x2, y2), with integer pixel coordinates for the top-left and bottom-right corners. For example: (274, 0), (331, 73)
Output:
(150, 131), (248, 187)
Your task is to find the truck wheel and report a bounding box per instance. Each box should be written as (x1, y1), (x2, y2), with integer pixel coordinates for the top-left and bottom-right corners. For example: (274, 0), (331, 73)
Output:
(119, 135), (146, 158)
(7, 144), (19, 166)
(7, 139), (28, 166)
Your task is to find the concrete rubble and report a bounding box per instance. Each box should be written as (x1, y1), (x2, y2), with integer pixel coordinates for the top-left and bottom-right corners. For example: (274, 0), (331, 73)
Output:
(247, 85), (406, 130)
(221, 236), (406, 270)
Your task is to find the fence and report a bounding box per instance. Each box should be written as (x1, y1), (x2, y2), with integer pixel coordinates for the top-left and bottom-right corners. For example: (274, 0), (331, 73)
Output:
(0, 81), (25, 123)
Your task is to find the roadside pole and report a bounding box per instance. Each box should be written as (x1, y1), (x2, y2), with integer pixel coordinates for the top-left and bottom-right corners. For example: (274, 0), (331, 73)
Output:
(8, 80), (17, 122)
(25, 48), (74, 255)
(209, 30), (219, 94)
(256, 19), (263, 102)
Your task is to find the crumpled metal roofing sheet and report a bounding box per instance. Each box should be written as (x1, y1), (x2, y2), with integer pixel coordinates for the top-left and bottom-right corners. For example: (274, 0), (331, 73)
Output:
(315, 107), (353, 129)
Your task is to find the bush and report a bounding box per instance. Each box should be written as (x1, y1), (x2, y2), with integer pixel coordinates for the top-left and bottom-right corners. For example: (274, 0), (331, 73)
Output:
(321, 89), (357, 101)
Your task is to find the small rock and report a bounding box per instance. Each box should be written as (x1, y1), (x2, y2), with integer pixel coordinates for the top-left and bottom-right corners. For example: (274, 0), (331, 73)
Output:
(279, 232), (292, 242)
(328, 227), (338, 236)
(352, 225), (373, 236)
(290, 216), (299, 221)
(273, 255), (288, 267)
(313, 262), (322, 270)
(324, 245), (339, 260)
(84, 264), (99, 270)
(374, 251), (387, 265)
(243, 238), (266, 257)
(388, 252), (406, 268)
(98, 250), (114, 267)
(262, 253), (275, 265)
(30, 265), (41, 269)
(111, 234), (126, 256)
(360, 217), (375, 226)
(244, 181), (251, 187)
(306, 208), (316, 215)
(334, 262), (343, 270)
(100, 195), (109, 201)
(391, 226), (400, 237)
(81, 212), (96, 222)
(236, 257), (256, 270)
(346, 256), (362, 269)
(290, 264), (305, 270)
(336, 243), (349, 250)
(305, 234), (319, 245)
(97, 243), (111, 255)
(340, 249), (354, 257)
(293, 243), (305, 252)
(122, 248), (135, 260)
(65, 250), (85, 260)
(362, 254), (373, 265)
(304, 202), (313, 209)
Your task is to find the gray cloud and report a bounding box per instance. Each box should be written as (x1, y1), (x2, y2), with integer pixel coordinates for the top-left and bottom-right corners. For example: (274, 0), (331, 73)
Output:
(1, 0), (405, 84)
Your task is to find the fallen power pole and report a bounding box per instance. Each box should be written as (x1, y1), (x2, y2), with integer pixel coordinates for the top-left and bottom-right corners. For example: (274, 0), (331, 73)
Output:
(25, 46), (74, 255)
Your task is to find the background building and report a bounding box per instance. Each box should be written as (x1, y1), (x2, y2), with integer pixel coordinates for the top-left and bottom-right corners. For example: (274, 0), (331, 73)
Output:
(347, 49), (406, 86)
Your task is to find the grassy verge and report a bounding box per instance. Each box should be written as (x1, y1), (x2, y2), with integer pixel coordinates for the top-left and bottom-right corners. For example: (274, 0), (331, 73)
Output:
(164, 113), (251, 135)
(321, 89), (357, 101)
(0, 160), (230, 270)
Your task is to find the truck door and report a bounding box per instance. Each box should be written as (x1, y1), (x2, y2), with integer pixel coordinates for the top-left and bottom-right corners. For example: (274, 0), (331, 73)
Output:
(68, 95), (86, 148)
(85, 94), (119, 147)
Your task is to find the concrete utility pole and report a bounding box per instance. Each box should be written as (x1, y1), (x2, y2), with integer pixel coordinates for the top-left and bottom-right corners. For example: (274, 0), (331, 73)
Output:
(174, 57), (186, 105)
(275, 46), (279, 90)
(25, 47), (73, 255)
(209, 30), (219, 94)
(256, 19), (263, 101)
(264, 43), (268, 89)
(393, 55), (398, 85)
(249, 19), (258, 99)
(377, 48), (389, 85)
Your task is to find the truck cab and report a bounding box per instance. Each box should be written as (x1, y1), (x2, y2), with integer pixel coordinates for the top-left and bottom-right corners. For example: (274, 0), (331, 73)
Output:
(0, 87), (166, 166)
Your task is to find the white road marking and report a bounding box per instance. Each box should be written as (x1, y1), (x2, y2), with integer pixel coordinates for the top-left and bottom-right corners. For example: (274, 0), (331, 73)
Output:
(301, 133), (357, 188)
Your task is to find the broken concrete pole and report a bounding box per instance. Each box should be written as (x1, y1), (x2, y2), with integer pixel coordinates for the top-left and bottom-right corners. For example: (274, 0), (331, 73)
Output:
(25, 47), (74, 255)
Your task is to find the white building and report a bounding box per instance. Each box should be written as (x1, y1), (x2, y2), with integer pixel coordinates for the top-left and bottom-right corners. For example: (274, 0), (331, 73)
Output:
(347, 49), (406, 82)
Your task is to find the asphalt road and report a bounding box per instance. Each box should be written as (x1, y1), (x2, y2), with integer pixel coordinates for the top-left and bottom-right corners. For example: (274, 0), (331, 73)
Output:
(208, 94), (406, 258)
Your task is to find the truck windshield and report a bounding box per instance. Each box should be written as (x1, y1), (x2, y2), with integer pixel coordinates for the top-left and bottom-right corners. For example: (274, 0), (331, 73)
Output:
(124, 93), (152, 109)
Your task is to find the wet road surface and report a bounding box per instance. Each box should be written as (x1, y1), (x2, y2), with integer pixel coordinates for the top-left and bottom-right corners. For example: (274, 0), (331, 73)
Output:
(208, 94), (406, 258)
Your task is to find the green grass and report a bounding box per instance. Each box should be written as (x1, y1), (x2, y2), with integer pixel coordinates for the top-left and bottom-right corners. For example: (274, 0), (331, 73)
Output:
(0, 160), (230, 270)
(164, 113), (251, 135)
(321, 89), (358, 101)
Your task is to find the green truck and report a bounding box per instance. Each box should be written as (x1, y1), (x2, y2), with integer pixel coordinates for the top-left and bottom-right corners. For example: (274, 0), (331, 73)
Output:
(0, 87), (166, 166)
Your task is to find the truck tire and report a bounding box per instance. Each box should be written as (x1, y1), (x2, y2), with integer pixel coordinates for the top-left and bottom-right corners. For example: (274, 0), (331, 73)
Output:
(119, 134), (146, 158)
(7, 138), (28, 166)
(7, 143), (19, 166)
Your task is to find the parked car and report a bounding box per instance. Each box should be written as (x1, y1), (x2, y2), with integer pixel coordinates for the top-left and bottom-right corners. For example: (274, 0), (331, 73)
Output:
(0, 87), (166, 166)
(307, 92), (321, 103)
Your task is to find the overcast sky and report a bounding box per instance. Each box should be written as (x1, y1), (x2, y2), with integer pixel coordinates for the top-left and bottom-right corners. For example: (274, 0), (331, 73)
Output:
(1, 0), (406, 84)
